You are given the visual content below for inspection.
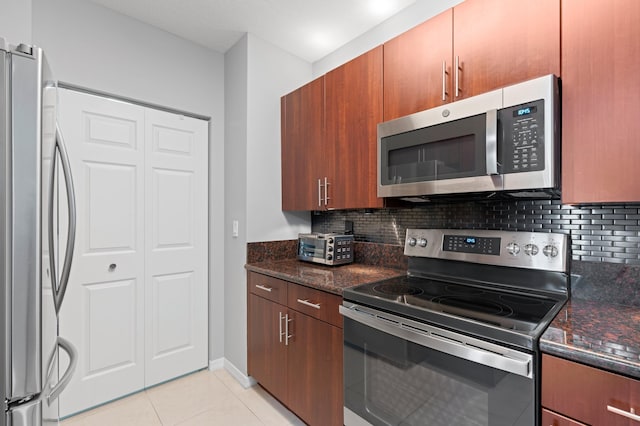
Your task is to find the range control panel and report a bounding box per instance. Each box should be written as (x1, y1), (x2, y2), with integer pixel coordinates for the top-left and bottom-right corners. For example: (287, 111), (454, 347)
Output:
(405, 229), (568, 273)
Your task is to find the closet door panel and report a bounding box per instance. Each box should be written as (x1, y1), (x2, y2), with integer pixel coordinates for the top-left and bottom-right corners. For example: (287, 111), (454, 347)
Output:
(144, 109), (208, 386)
(57, 89), (146, 417)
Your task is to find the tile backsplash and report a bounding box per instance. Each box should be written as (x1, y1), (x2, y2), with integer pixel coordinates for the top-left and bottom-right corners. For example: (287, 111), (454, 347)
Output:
(312, 200), (640, 265)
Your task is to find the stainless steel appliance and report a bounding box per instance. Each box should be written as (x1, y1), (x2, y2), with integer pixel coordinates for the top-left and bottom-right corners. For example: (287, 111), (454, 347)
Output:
(378, 74), (560, 200)
(298, 233), (354, 266)
(1, 39), (77, 426)
(341, 229), (569, 425)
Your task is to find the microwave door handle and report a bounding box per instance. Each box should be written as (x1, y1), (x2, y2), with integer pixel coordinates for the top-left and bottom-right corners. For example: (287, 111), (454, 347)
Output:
(485, 109), (499, 175)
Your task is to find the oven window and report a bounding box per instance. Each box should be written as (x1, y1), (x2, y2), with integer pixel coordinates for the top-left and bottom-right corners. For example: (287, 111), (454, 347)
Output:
(344, 318), (534, 426)
(380, 114), (487, 185)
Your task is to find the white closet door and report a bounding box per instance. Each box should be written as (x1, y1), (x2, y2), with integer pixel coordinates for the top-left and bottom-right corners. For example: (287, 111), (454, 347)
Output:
(144, 109), (208, 386)
(58, 89), (146, 417)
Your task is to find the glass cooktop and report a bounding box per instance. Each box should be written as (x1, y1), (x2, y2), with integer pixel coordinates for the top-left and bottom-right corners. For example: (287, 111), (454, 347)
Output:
(343, 275), (564, 341)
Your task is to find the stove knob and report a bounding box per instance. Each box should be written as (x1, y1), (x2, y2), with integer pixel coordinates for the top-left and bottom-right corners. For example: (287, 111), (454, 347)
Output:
(327, 246), (333, 252)
(408, 237), (417, 247)
(417, 238), (428, 247)
(327, 254), (333, 261)
(506, 242), (520, 256)
(524, 244), (539, 256)
(543, 244), (559, 258)
(328, 238), (334, 244)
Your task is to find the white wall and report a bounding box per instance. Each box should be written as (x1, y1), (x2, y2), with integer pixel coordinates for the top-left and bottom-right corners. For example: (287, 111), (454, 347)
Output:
(246, 35), (310, 242)
(31, 0), (227, 362)
(224, 33), (312, 376)
(313, 0), (464, 76)
(0, 0), (32, 44)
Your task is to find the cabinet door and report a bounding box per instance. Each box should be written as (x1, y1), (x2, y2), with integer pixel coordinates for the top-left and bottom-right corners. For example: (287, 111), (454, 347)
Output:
(326, 46), (384, 209)
(561, 0), (640, 203)
(144, 109), (208, 386)
(287, 310), (343, 426)
(281, 77), (326, 211)
(383, 9), (453, 121)
(57, 89), (146, 417)
(541, 409), (588, 426)
(453, 0), (560, 99)
(542, 354), (633, 426)
(247, 294), (288, 403)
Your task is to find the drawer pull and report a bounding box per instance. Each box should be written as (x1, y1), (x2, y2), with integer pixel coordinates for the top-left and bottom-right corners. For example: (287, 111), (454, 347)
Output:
(607, 405), (640, 422)
(297, 298), (321, 309)
(255, 284), (273, 293)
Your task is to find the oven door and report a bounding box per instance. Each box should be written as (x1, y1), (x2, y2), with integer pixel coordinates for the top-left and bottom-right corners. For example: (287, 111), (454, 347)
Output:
(340, 303), (535, 426)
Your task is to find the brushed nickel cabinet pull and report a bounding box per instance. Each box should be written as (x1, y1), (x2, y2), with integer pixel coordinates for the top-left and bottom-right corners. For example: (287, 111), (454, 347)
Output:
(297, 298), (321, 309)
(455, 55), (462, 98)
(607, 405), (640, 422)
(442, 60), (449, 101)
(255, 284), (272, 292)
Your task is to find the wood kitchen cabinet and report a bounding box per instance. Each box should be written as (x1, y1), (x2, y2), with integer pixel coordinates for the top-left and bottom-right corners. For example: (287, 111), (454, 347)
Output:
(452, 0), (560, 100)
(281, 77), (329, 211)
(383, 9), (453, 121)
(247, 272), (343, 426)
(325, 46), (384, 209)
(561, 0), (640, 203)
(383, 0), (559, 120)
(281, 46), (383, 211)
(542, 354), (640, 425)
(541, 409), (588, 426)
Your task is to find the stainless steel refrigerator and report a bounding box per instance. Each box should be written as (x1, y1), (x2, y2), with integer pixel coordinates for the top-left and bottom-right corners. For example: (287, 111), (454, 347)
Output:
(1, 38), (77, 426)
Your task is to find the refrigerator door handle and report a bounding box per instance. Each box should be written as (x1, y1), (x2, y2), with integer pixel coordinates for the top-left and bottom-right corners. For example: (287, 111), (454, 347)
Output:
(49, 124), (76, 314)
(46, 336), (78, 405)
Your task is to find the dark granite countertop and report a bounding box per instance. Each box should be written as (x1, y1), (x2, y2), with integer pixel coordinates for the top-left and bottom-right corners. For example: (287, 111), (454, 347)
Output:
(245, 259), (406, 295)
(540, 261), (640, 380)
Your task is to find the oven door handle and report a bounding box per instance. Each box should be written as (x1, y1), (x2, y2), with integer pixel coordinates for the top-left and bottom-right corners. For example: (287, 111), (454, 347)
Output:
(340, 304), (532, 378)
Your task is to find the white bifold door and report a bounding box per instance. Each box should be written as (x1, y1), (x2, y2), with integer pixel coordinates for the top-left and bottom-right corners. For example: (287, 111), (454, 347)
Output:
(57, 89), (208, 417)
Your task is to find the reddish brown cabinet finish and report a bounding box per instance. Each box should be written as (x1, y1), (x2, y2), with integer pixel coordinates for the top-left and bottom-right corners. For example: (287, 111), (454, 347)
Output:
(281, 76), (328, 211)
(561, 0), (640, 203)
(383, 9), (453, 121)
(541, 409), (588, 426)
(286, 309), (343, 426)
(452, 0), (560, 100)
(325, 46), (384, 210)
(542, 354), (640, 425)
(247, 272), (343, 426)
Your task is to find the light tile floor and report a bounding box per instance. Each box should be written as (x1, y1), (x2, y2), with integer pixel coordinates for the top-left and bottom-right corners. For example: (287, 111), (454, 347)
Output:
(61, 369), (306, 426)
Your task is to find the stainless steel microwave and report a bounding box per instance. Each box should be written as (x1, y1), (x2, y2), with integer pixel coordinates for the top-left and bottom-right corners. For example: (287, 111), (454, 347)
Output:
(377, 74), (560, 200)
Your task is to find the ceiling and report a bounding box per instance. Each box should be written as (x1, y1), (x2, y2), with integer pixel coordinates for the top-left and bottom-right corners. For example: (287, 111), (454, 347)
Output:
(86, 0), (416, 63)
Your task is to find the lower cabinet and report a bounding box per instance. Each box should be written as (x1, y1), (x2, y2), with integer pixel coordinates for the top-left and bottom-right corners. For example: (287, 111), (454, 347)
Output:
(542, 354), (640, 425)
(247, 272), (343, 426)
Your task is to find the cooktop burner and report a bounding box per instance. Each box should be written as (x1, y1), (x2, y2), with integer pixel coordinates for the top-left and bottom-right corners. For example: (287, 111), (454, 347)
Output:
(372, 283), (424, 296)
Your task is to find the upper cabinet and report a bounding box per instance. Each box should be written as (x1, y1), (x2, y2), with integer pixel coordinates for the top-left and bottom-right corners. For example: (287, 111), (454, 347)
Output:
(561, 0), (640, 204)
(281, 76), (328, 211)
(453, 0), (560, 100)
(383, 0), (560, 121)
(383, 10), (453, 121)
(282, 48), (384, 211)
(325, 46), (384, 210)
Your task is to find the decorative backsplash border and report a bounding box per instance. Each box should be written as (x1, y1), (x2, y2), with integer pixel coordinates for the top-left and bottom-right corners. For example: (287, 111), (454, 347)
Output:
(312, 200), (640, 265)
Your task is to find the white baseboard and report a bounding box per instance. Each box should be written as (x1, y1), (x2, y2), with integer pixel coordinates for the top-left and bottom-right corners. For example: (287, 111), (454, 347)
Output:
(208, 358), (224, 371)
(208, 358), (257, 389)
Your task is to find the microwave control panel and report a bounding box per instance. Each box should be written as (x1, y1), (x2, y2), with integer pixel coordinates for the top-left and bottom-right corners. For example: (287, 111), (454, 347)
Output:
(499, 99), (545, 174)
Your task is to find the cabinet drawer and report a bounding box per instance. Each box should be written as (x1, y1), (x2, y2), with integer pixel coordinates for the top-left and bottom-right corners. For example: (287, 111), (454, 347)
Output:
(288, 284), (342, 328)
(248, 272), (288, 305)
(542, 354), (640, 426)
(541, 408), (587, 426)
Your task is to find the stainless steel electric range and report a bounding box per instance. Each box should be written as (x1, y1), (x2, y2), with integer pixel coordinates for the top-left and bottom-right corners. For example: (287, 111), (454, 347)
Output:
(340, 229), (569, 426)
